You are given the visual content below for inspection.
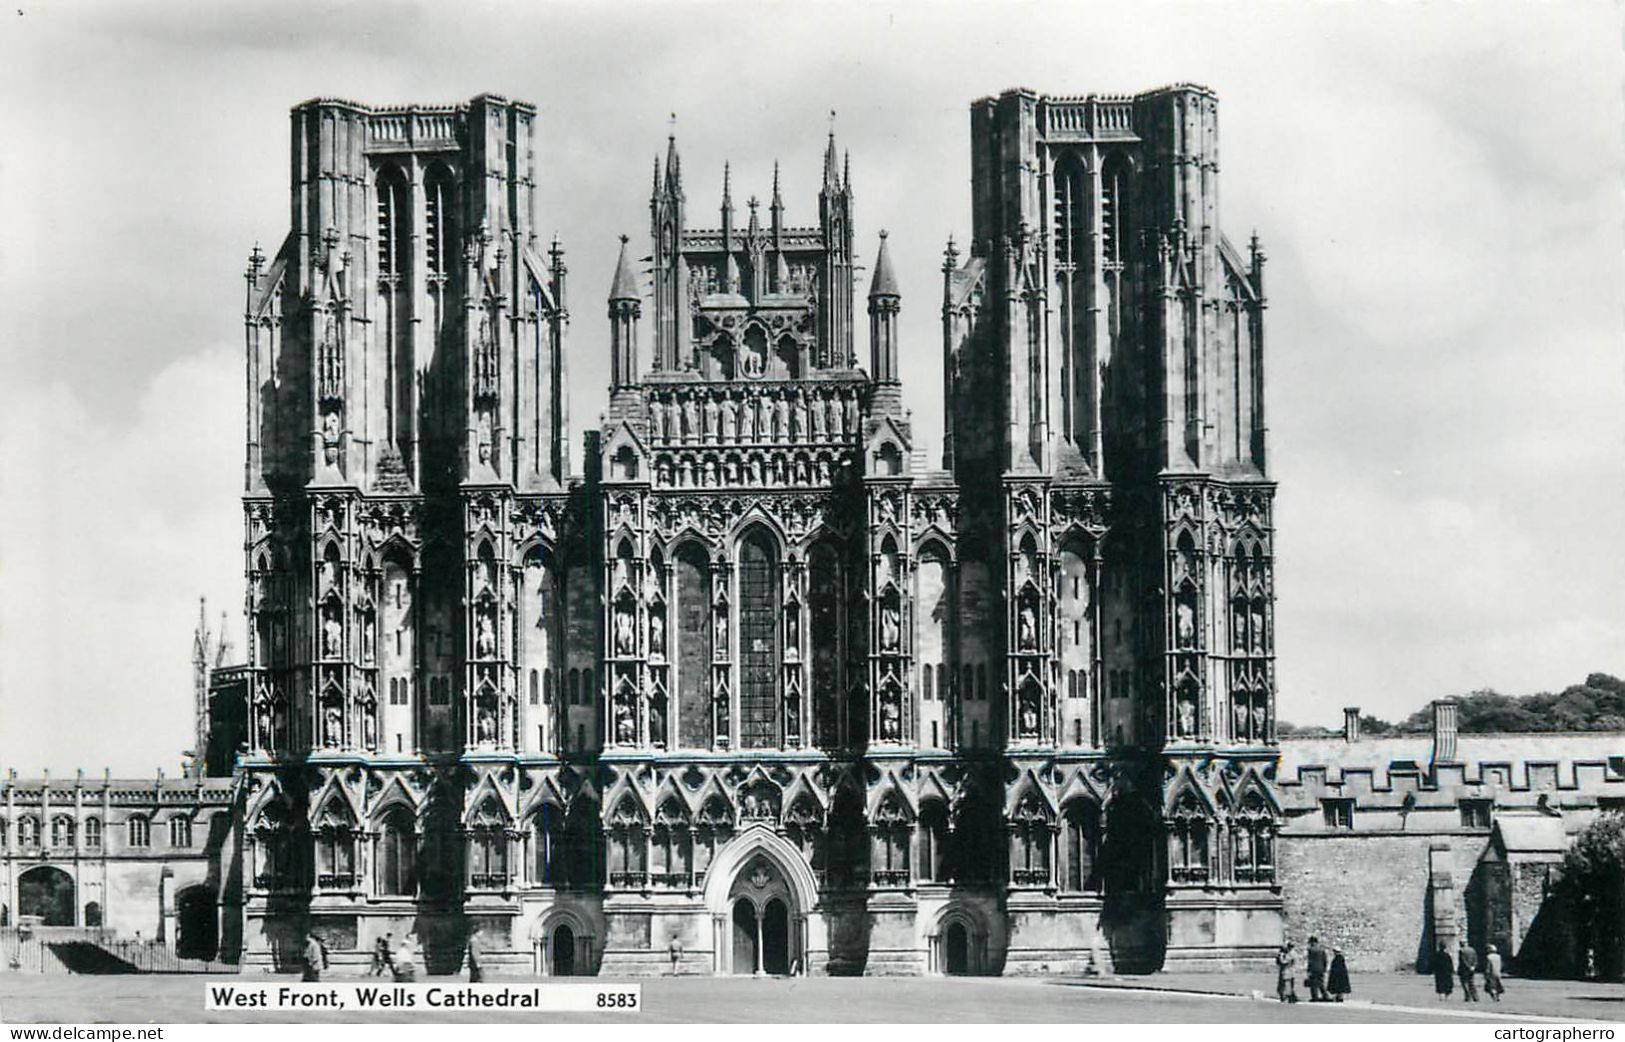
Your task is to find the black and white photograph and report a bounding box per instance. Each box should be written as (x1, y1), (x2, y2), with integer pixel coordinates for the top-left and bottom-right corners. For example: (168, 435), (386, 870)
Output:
(1, 0), (1623, 1030)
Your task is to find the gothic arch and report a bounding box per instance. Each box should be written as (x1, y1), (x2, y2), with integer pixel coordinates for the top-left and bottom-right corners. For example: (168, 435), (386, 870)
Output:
(702, 823), (820, 917)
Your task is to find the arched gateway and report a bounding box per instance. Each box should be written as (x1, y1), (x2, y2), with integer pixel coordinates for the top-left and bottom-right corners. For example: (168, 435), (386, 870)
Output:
(703, 824), (819, 975)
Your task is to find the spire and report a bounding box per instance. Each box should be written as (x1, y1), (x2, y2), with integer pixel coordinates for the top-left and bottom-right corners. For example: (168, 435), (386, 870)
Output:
(664, 115), (681, 192)
(869, 230), (899, 299)
(843, 149), (852, 191)
(609, 234), (639, 302)
(722, 161), (732, 208)
(823, 110), (839, 188)
(652, 154), (661, 196)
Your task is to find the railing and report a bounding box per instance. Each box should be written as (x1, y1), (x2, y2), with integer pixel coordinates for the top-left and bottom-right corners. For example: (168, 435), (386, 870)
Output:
(609, 871), (649, 889)
(0, 929), (238, 975)
(1045, 97), (1137, 138)
(316, 873), (357, 890)
(1234, 866), (1275, 884)
(871, 870), (910, 887)
(1012, 869), (1050, 887)
(649, 872), (695, 888)
(1170, 866), (1210, 884)
(468, 872), (509, 889)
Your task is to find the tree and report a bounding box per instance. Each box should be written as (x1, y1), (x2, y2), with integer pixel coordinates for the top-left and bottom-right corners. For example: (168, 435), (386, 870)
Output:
(1562, 813), (1625, 981)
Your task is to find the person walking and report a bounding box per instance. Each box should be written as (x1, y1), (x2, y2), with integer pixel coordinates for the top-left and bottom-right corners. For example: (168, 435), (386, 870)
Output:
(465, 929), (484, 983)
(1457, 942), (1481, 1002)
(371, 934), (394, 977)
(667, 936), (684, 976)
(1327, 947), (1351, 1003)
(1433, 943), (1455, 999)
(1483, 944), (1505, 1002)
(1305, 936), (1329, 1001)
(1276, 941), (1299, 1003)
(302, 931), (326, 982)
(393, 932), (418, 983)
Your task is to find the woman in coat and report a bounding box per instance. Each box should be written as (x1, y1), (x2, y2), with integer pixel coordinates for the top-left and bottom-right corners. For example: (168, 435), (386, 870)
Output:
(1433, 943), (1455, 999)
(1276, 942), (1299, 1003)
(1327, 948), (1352, 1002)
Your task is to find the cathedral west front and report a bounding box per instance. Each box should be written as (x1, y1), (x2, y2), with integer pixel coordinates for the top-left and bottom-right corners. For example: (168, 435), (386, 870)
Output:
(11, 85), (1287, 977)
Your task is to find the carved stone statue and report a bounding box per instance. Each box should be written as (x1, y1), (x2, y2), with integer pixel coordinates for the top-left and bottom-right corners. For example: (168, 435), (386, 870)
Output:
(715, 690), (730, 739)
(1251, 702), (1267, 736)
(649, 611), (665, 656)
(615, 698), (635, 744)
(362, 704), (377, 748)
(790, 393), (807, 440)
(1177, 697), (1197, 738)
(810, 394), (826, 437)
(614, 607), (635, 656)
(829, 394), (845, 437)
(1018, 603), (1037, 649)
(360, 613), (375, 663)
(881, 603), (901, 651)
(1233, 697), (1249, 739)
(756, 395), (772, 441)
(785, 608), (800, 652)
(476, 613), (497, 658)
(256, 702), (273, 749)
(703, 396), (720, 440)
(880, 695), (900, 741)
(683, 397), (699, 441)
(649, 399), (665, 441)
(322, 613), (343, 658)
(650, 697), (667, 746)
(1176, 602), (1196, 649)
(477, 705), (496, 743)
(324, 703), (342, 746)
(713, 608), (728, 655)
(721, 397), (737, 440)
(1020, 696), (1039, 738)
(785, 687), (801, 739)
(844, 394), (860, 434)
(774, 394), (789, 439)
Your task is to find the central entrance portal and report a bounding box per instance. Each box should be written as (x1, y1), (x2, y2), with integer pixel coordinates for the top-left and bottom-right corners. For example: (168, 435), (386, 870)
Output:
(726, 854), (795, 975)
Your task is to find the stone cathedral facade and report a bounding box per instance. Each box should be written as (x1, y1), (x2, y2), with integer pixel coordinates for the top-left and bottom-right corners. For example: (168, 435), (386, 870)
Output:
(231, 85), (1281, 976)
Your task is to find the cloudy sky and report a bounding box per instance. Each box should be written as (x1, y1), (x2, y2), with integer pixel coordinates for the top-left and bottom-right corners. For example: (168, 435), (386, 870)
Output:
(2, 1), (1621, 775)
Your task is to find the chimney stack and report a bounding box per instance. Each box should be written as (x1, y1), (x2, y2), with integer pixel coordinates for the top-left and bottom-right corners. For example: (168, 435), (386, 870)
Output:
(1343, 707), (1361, 743)
(1431, 700), (1459, 767)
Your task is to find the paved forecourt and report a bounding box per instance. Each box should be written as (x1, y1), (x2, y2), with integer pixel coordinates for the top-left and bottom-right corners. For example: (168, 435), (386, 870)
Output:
(0, 975), (1552, 1024)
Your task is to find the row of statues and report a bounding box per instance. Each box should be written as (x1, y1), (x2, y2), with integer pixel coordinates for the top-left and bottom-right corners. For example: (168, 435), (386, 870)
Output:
(648, 387), (860, 445)
(655, 451), (835, 489)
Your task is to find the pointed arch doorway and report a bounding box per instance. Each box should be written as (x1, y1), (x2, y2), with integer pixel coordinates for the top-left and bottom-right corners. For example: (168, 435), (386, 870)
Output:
(703, 824), (821, 975)
(728, 860), (793, 975)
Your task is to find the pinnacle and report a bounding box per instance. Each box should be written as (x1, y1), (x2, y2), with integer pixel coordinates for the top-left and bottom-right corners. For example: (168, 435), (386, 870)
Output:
(869, 230), (899, 298)
(609, 234), (639, 302)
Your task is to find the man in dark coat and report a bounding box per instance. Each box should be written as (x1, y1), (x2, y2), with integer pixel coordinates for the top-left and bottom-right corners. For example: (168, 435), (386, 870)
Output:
(1305, 936), (1329, 1001)
(1457, 942), (1480, 1002)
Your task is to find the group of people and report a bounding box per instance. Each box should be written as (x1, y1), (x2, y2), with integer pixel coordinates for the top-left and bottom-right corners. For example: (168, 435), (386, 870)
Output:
(304, 929), (485, 983)
(1275, 937), (1351, 1003)
(1434, 941), (1506, 1002)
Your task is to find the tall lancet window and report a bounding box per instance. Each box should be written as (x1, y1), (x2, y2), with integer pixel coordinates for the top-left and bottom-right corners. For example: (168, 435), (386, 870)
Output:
(1053, 154), (1086, 271)
(375, 167), (409, 282)
(424, 165), (457, 281)
(738, 527), (780, 749)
